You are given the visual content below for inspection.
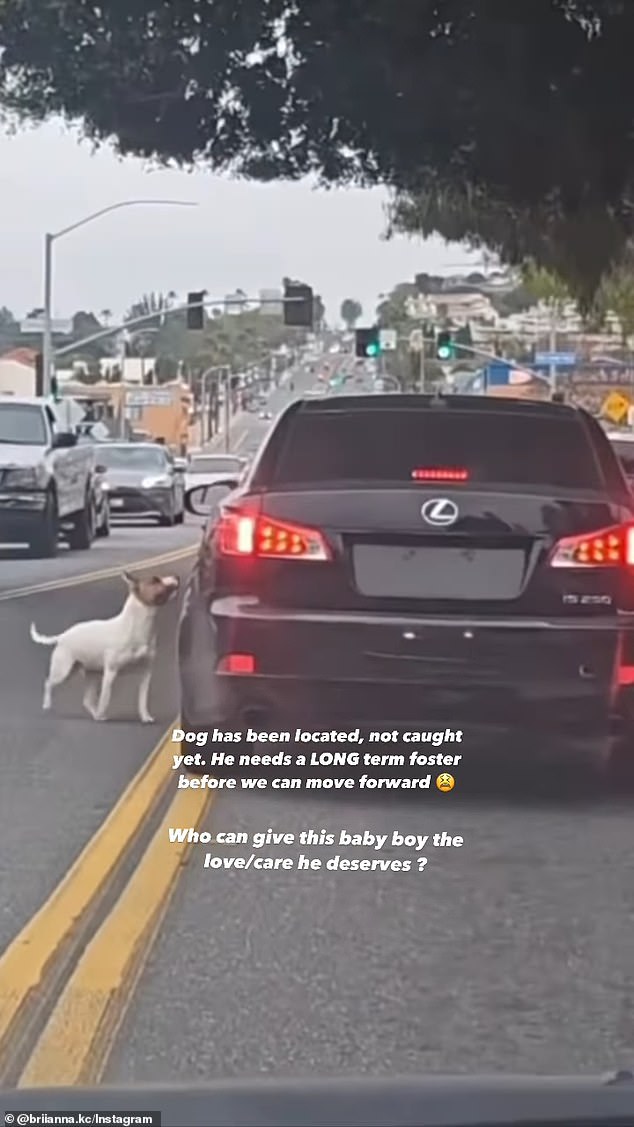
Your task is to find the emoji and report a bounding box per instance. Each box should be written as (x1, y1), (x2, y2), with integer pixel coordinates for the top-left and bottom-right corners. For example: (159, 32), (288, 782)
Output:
(436, 773), (455, 792)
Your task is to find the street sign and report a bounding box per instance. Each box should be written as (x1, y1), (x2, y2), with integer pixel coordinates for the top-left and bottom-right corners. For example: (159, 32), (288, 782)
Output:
(534, 351), (576, 367)
(409, 329), (423, 352)
(21, 317), (73, 335)
(601, 390), (631, 425)
(224, 292), (248, 314)
(259, 288), (283, 316)
(379, 328), (397, 351)
(125, 388), (173, 408)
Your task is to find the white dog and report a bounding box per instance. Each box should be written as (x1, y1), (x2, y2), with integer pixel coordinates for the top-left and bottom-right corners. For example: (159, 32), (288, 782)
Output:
(30, 571), (180, 723)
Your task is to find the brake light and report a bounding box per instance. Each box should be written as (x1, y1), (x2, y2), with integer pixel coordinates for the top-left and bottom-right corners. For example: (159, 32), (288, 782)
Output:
(218, 509), (331, 560)
(217, 653), (256, 674)
(411, 468), (469, 482)
(550, 523), (634, 567)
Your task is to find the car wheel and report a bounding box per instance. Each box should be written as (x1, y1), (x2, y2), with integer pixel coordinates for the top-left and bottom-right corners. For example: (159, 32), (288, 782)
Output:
(29, 489), (59, 558)
(157, 503), (176, 527)
(95, 499), (110, 538)
(67, 492), (95, 550)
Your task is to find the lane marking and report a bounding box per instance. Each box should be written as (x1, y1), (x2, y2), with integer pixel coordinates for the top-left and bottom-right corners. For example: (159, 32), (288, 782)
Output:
(0, 722), (177, 1064)
(0, 543), (197, 602)
(20, 785), (212, 1086)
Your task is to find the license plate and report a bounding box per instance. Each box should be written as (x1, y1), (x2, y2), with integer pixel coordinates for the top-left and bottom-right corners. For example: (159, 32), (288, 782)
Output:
(352, 545), (525, 600)
(110, 498), (125, 508)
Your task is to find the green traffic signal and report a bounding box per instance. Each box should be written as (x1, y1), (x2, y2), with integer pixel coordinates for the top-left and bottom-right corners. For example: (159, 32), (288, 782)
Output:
(436, 331), (454, 360)
(355, 326), (381, 358)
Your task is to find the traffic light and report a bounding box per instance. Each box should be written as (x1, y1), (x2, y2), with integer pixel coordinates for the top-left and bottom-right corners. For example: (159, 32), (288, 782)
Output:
(186, 292), (205, 330)
(283, 282), (314, 328)
(355, 326), (381, 358)
(435, 331), (454, 360)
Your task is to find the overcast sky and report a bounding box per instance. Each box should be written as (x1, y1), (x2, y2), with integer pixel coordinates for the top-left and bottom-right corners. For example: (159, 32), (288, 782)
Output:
(0, 118), (481, 325)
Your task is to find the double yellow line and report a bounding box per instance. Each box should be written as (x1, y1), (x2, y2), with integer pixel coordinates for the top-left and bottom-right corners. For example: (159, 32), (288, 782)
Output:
(0, 724), (214, 1085)
(0, 543), (197, 603)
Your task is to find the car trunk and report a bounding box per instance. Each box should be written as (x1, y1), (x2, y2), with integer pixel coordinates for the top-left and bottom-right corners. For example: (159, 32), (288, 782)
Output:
(232, 484), (633, 618)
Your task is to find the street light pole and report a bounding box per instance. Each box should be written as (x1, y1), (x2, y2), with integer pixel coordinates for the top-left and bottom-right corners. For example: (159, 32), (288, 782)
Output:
(41, 198), (197, 395)
(42, 233), (54, 402)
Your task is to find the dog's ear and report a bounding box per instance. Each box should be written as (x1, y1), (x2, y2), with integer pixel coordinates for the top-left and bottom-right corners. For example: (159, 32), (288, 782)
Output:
(122, 570), (137, 590)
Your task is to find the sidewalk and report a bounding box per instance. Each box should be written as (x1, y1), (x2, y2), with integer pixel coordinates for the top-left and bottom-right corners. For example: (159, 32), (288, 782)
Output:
(188, 406), (246, 451)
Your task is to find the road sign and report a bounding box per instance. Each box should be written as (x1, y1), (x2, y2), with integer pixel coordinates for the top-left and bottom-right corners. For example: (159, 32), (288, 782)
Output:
(379, 328), (397, 352)
(21, 317), (73, 335)
(259, 288), (283, 316)
(534, 351), (576, 367)
(224, 292), (248, 314)
(601, 390), (631, 425)
(409, 329), (423, 352)
(125, 388), (173, 408)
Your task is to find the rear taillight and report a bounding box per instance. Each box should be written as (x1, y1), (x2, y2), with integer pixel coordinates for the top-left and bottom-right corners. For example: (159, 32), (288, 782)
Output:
(550, 523), (634, 568)
(411, 468), (469, 482)
(217, 653), (256, 674)
(218, 509), (331, 561)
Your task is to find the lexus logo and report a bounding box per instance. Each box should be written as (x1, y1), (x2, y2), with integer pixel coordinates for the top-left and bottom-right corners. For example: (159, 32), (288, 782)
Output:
(421, 497), (459, 527)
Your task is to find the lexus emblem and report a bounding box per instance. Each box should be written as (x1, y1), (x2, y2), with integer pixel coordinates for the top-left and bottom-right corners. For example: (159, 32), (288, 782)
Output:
(421, 497), (459, 527)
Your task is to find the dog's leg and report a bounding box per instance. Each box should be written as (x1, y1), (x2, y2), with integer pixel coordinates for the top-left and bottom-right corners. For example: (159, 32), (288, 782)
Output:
(137, 663), (154, 724)
(93, 664), (117, 721)
(43, 646), (75, 711)
(82, 672), (100, 719)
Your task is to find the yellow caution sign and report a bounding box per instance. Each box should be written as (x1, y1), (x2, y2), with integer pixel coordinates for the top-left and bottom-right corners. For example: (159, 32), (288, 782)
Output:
(601, 390), (631, 425)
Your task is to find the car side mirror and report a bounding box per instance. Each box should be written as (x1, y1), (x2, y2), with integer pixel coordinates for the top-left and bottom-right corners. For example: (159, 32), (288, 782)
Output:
(51, 431), (77, 449)
(185, 479), (240, 515)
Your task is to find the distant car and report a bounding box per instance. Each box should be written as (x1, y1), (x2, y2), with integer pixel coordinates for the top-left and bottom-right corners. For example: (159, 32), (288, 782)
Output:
(76, 428), (111, 536)
(96, 442), (185, 526)
(184, 453), (247, 493)
(92, 462), (110, 537)
(258, 410), (273, 421)
(606, 430), (634, 485)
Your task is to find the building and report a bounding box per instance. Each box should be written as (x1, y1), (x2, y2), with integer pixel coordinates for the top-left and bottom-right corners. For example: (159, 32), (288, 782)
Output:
(0, 348), (37, 396)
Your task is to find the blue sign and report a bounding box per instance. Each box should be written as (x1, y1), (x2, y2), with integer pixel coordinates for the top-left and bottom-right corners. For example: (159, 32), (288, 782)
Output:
(485, 361), (511, 386)
(534, 351), (576, 367)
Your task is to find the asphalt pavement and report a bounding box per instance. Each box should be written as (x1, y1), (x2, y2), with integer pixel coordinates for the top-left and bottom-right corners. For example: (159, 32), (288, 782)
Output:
(7, 357), (633, 1093)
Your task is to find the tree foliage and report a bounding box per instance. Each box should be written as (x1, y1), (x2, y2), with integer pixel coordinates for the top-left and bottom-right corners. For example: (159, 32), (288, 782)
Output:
(340, 298), (362, 328)
(2, 2), (634, 293)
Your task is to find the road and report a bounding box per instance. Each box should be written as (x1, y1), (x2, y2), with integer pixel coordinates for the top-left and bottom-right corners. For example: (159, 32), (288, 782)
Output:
(3, 354), (633, 1095)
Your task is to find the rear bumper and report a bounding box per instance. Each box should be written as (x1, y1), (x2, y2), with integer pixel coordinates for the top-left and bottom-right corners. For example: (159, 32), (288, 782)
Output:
(178, 594), (634, 755)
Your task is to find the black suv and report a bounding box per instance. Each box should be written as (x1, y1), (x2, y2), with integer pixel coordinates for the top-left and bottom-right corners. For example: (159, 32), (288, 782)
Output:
(178, 394), (634, 771)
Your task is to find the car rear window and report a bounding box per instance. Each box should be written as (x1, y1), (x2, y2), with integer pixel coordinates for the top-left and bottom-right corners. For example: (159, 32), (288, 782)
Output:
(270, 409), (603, 489)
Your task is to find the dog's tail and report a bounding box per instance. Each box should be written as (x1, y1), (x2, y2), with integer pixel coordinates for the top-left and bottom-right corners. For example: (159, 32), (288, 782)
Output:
(30, 622), (59, 646)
